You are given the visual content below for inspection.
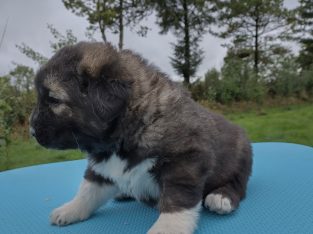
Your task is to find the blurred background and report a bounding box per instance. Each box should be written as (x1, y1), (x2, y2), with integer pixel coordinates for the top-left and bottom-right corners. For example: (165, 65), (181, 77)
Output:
(0, 0), (312, 171)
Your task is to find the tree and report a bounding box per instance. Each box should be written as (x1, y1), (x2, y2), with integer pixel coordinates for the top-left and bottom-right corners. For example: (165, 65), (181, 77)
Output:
(152, 0), (215, 85)
(292, 0), (313, 70)
(16, 24), (78, 66)
(4, 65), (36, 127)
(0, 76), (15, 149)
(16, 43), (48, 66)
(190, 68), (220, 101)
(62, 0), (151, 50)
(0, 70), (36, 165)
(9, 65), (35, 94)
(0, 18), (9, 50)
(47, 24), (78, 52)
(220, 53), (265, 103)
(213, 0), (291, 75)
(267, 55), (305, 97)
(0, 75), (26, 162)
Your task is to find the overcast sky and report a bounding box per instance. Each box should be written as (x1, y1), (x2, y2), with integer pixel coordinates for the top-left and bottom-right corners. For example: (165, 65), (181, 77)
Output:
(0, 0), (299, 79)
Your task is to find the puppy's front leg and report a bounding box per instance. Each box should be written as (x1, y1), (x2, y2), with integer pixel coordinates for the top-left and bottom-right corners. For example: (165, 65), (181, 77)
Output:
(148, 202), (201, 234)
(50, 168), (118, 226)
(148, 162), (206, 234)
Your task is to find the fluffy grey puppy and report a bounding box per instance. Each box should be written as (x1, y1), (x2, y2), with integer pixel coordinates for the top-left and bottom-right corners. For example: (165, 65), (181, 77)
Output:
(30, 42), (252, 234)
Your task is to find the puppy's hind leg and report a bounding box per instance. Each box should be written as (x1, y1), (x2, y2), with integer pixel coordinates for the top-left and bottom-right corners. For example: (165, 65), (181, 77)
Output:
(204, 172), (249, 215)
(204, 146), (252, 215)
(50, 169), (118, 226)
(204, 184), (240, 215)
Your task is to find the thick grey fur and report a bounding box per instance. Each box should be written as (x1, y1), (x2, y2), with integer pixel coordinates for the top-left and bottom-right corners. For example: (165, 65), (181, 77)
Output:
(30, 42), (252, 215)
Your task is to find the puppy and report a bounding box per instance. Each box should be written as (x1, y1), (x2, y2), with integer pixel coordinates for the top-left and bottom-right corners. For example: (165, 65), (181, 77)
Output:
(30, 42), (252, 234)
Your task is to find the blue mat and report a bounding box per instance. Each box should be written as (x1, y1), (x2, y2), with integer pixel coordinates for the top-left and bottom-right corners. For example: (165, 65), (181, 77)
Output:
(0, 143), (312, 234)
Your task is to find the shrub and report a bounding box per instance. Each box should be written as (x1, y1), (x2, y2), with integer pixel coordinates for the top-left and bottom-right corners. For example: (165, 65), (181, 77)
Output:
(268, 57), (308, 98)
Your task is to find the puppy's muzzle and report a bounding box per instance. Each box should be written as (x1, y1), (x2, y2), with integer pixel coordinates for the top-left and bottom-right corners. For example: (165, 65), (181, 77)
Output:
(29, 106), (38, 133)
(29, 127), (36, 137)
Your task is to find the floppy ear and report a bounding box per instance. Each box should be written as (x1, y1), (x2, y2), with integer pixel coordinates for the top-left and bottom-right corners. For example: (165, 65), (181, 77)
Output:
(88, 78), (131, 122)
(76, 42), (131, 122)
(77, 42), (119, 79)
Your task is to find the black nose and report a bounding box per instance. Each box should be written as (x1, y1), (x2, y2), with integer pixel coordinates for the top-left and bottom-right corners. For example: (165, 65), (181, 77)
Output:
(30, 127), (36, 137)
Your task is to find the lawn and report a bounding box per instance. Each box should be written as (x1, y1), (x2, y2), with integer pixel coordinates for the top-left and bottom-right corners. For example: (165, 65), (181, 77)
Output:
(0, 103), (312, 171)
(0, 140), (83, 171)
(226, 104), (313, 147)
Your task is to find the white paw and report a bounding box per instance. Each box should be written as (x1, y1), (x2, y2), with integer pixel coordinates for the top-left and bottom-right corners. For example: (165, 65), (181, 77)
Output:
(148, 224), (189, 234)
(50, 201), (91, 226)
(148, 204), (200, 234)
(204, 193), (234, 215)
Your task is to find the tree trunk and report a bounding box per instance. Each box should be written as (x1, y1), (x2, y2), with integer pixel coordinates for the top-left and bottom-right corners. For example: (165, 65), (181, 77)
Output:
(0, 17), (8, 50)
(99, 0), (107, 42)
(118, 0), (124, 50)
(254, 5), (259, 75)
(100, 26), (107, 42)
(183, 0), (190, 85)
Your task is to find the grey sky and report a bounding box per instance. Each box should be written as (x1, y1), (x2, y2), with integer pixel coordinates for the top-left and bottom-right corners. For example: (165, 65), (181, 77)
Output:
(0, 0), (299, 80)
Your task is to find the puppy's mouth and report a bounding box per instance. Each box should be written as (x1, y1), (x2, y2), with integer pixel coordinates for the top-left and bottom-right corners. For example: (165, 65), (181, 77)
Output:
(32, 127), (110, 153)
(32, 127), (78, 150)
(35, 136), (77, 150)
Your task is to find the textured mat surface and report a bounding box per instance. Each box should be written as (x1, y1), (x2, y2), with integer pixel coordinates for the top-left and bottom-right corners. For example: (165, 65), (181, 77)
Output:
(0, 143), (312, 234)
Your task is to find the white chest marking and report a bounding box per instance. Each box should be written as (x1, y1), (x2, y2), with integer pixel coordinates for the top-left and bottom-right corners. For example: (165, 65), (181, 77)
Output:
(90, 154), (159, 200)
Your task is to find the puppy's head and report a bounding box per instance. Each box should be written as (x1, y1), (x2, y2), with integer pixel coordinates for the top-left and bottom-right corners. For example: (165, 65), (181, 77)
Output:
(30, 42), (131, 152)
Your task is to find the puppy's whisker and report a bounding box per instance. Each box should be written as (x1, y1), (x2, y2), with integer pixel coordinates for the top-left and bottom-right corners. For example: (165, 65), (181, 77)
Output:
(71, 131), (81, 149)
(90, 102), (102, 121)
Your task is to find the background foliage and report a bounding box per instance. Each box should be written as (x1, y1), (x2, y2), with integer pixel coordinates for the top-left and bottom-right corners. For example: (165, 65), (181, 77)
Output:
(0, 0), (312, 171)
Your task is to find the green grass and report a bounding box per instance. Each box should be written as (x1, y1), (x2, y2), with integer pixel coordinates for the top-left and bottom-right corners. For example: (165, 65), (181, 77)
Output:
(0, 139), (83, 171)
(226, 104), (313, 147)
(0, 103), (312, 172)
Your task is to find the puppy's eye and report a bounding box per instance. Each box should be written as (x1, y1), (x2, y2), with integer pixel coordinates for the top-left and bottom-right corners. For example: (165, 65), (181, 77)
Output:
(48, 92), (61, 104)
(48, 96), (60, 104)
